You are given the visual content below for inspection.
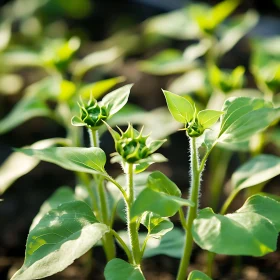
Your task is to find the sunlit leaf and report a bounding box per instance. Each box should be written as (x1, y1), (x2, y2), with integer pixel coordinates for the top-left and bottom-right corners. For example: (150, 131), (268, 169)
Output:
(0, 138), (70, 195)
(187, 270), (212, 280)
(163, 90), (195, 123)
(197, 110), (224, 129)
(193, 207), (277, 256)
(11, 201), (109, 280)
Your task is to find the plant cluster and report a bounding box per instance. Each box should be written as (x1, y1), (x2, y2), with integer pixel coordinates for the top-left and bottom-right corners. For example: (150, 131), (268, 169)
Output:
(1, 0), (280, 280)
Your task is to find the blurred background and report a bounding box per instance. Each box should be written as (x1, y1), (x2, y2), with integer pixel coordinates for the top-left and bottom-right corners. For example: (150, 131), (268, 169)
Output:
(0, 0), (280, 279)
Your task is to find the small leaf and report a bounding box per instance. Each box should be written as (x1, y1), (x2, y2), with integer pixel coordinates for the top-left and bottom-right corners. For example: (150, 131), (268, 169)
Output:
(0, 138), (70, 195)
(0, 97), (51, 134)
(141, 212), (173, 238)
(187, 270), (212, 280)
(218, 97), (280, 143)
(18, 147), (107, 174)
(147, 171), (181, 197)
(197, 110), (224, 129)
(231, 154), (280, 191)
(131, 172), (193, 220)
(134, 153), (167, 174)
(0, 21), (11, 51)
(101, 84), (133, 116)
(193, 207), (278, 256)
(71, 116), (86, 126)
(163, 90), (195, 123)
(144, 228), (184, 258)
(104, 258), (145, 280)
(30, 187), (76, 230)
(11, 201), (109, 280)
(237, 194), (280, 231)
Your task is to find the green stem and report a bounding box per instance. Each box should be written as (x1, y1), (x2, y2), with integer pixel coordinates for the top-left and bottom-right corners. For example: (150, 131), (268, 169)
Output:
(111, 229), (133, 263)
(88, 128), (115, 261)
(209, 148), (232, 211)
(220, 188), (239, 215)
(127, 163), (141, 265)
(177, 137), (201, 280)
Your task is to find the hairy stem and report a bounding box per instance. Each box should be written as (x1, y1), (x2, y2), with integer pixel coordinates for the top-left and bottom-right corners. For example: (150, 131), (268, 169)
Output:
(127, 163), (141, 265)
(177, 137), (201, 280)
(88, 128), (115, 261)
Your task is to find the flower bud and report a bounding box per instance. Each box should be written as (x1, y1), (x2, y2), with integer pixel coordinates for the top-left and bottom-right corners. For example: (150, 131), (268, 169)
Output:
(108, 124), (166, 164)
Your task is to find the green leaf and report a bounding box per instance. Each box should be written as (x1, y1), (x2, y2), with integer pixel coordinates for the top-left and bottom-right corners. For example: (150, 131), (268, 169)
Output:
(218, 97), (280, 143)
(101, 84), (133, 116)
(141, 212), (173, 238)
(0, 97), (51, 134)
(218, 10), (259, 55)
(144, 228), (184, 258)
(0, 138), (70, 195)
(104, 258), (145, 280)
(77, 76), (126, 100)
(163, 90), (195, 123)
(237, 194), (280, 231)
(139, 49), (196, 75)
(131, 172), (193, 220)
(231, 154), (280, 191)
(30, 186), (76, 230)
(147, 171), (181, 197)
(134, 153), (167, 174)
(18, 147), (107, 174)
(72, 47), (122, 78)
(197, 110), (224, 129)
(187, 270), (212, 280)
(192, 207), (278, 256)
(11, 201), (109, 280)
(144, 8), (200, 40)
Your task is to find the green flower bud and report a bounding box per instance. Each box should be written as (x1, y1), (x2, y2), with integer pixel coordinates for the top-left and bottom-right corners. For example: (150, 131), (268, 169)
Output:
(107, 124), (166, 164)
(71, 97), (109, 130)
(186, 119), (205, 137)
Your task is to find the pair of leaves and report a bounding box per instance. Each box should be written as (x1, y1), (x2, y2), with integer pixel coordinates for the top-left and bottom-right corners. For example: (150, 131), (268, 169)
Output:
(193, 194), (280, 256)
(12, 200), (109, 280)
(131, 171), (194, 221)
(163, 90), (224, 128)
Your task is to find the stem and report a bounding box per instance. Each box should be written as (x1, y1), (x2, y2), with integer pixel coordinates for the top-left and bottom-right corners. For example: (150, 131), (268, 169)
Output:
(177, 137), (201, 280)
(88, 128), (115, 261)
(179, 208), (188, 231)
(209, 148), (232, 211)
(111, 229), (133, 263)
(207, 252), (215, 277)
(220, 188), (239, 215)
(127, 163), (141, 265)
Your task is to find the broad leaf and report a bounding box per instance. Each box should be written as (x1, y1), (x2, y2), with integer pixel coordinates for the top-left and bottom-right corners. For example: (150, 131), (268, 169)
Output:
(0, 97), (51, 134)
(193, 207), (278, 256)
(104, 258), (145, 280)
(231, 154), (280, 191)
(11, 201), (109, 280)
(163, 90), (195, 123)
(197, 110), (224, 129)
(237, 194), (280, 231)
(30, 186), (76, 230)
(144, 228), (184, 258)
(0, 138), (70, 194)
(18, 147), (107, 174)
(187, 270), (212, 280)
(218, 97), (280, 143)
(101, 84), (133, 115)
(141, 212), (174, 238)
(131, 172), (193, 220)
